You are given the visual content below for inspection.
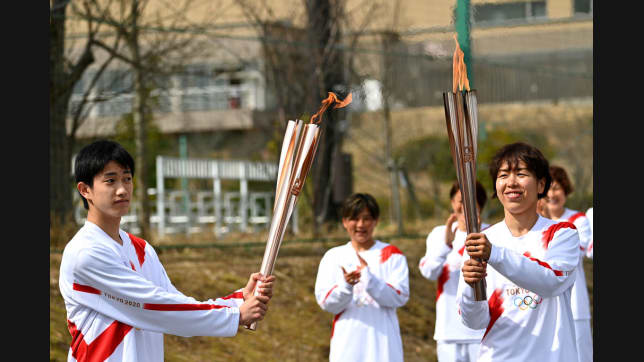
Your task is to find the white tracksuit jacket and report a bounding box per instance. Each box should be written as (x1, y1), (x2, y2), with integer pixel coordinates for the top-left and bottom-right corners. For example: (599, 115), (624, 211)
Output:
(585, 207), (593, 259)
(456, 216), (580, 362)
(314, 240), (410, 362)
(552, 208), (592, 321)
(418, 223), (489, 344)
(59, 221), (243, 361)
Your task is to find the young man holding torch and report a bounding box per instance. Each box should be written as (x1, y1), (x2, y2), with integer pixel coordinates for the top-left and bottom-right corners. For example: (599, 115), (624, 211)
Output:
(541, 165), (593, 362)
(59, 140), (275, 362)
(419, 180), (489, 362)
(314, 193), (410, 362)
(456, 142), (580, 361)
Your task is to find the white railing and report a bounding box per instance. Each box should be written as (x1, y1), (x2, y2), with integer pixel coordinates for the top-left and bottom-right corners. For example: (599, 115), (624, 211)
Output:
(73, 157), (296, 237)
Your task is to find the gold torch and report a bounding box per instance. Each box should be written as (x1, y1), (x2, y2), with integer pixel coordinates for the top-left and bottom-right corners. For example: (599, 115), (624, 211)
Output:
(443, 35), (486, 301)
(248, 92), (352, 330)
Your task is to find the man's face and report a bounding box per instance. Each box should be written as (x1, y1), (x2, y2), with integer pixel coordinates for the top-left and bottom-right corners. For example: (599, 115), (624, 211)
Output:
(342, 207), (378, 246)
(545, 181), (567, 213)
(78, 161), (133, 220)
(495, 160), (545, 216)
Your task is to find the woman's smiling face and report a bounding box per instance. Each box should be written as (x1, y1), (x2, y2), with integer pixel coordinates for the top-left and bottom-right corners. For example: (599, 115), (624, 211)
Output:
(495, 159), (545, 216)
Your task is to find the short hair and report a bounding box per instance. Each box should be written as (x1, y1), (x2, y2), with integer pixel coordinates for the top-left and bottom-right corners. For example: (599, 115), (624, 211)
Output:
(75, 140), (135, 210)
(549, 165), (574, 195)
(449, 180), (488, 210)
(488, 142), (551, 199)
(341, 193), (380, 220)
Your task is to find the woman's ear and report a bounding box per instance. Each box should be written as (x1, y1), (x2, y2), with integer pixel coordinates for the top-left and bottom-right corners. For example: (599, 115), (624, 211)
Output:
(537, 178), (546, 196)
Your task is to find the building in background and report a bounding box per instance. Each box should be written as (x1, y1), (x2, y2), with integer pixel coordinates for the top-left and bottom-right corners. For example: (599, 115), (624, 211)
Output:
(63, 0), (592, 233)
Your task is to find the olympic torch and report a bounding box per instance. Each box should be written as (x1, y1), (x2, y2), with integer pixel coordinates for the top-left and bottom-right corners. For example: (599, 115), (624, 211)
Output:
(443, 35), (486, 301)
(248, 92), (352, 330)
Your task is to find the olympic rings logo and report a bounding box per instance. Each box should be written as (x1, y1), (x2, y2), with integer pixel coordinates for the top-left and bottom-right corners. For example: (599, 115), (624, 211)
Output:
(513, 295), (543, 310)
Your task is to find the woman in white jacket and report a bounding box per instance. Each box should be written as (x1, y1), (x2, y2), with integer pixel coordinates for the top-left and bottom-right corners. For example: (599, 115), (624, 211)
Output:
(418, 180), (490, 362)
(315, 193), (409, 362)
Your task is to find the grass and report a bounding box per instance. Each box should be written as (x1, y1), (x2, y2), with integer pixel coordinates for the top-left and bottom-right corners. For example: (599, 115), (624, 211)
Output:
(50, 222), (594, 362)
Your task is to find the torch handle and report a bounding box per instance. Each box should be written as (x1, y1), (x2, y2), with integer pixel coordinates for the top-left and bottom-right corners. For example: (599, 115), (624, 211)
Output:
(444, 90), (487, 301)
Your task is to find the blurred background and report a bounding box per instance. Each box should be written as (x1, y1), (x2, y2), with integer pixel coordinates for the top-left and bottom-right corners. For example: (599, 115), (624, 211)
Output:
(50, 0), (593, 360)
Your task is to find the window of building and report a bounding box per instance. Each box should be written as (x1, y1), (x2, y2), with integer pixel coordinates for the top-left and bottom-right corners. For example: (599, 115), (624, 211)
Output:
(471, 1), (547, 24)
(573, 0), (592, 14)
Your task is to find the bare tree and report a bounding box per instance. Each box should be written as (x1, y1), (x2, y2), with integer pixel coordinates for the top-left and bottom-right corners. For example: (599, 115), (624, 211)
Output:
(235, 0), (364, 234)
(75, 0), (214, 240)
(51, 0), (115, 227)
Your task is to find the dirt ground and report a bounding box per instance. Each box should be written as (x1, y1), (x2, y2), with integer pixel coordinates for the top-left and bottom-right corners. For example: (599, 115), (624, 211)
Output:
(49, 231), (593, 362)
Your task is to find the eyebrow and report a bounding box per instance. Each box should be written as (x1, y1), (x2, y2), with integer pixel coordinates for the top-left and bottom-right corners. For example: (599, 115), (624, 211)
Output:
(102, 170), (131, 177)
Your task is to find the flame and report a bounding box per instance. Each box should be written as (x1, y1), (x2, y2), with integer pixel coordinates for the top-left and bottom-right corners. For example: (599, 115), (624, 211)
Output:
(310, 92), (353, 124)
(452, 34), (470, 93)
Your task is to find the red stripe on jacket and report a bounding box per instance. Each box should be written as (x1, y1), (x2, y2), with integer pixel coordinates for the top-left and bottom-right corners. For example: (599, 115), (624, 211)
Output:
(436, 246), (465, 301)
(568, 212), (586, 224)
(436, 265), (450, 301)
(322, 285), (338, 305)
(127, 233), (147, 266)
(380, 245), (403, 263)
(331, 311), (344, 339)
(67, 320), (133, 362)
(222, 291), (244, 300)
(143, 303), (230, 311)
(386, 283), (402, 295)
(541, 222), (576, 249)
(483, 289), (504, 340)
(73, 283), (101, 295)
(523, 252), (564, 276)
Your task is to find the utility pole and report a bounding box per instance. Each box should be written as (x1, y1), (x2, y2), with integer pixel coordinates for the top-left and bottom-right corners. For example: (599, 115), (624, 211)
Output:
(454, 0), (473, 86)
(455, 0), (486, 141)
(382, 31), (404, 235)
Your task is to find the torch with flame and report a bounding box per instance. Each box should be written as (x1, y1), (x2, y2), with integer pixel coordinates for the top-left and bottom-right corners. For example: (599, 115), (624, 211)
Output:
(248, 92), (352, 330)
(443, 35), (486, 301)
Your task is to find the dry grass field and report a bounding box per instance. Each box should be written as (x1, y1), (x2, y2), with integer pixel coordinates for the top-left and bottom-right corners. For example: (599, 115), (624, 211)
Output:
(49, 221), (593, 362)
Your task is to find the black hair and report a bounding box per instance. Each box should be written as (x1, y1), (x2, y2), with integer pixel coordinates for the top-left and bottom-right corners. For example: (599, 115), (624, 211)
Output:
(549, 165), (574, 195)
(75, 140), (135, 210)
(449, 180), (488, 210)
(341, 193), (380, 220)
(488, 142), (551, 199)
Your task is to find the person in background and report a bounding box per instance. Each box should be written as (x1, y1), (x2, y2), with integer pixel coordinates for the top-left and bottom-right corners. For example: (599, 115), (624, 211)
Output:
(541, 165), (593, 362)
(314, 193), (410, 362)
(457, 142), (580, 361)
(585, 207), (593, 258)
(419, 180), (490, 362)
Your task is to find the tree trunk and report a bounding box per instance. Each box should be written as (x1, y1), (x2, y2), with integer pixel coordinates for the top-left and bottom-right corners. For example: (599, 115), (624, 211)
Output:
(307, 0), (345, 233)
(50, 0), (75, 226)
(133, 71), (151, 240)
(129, 0), (152, 241)
(382, 32), (403, 234)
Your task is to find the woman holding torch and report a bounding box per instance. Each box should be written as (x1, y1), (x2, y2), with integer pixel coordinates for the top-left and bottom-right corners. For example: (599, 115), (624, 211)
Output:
(314, 193), (409, 362)
(456, 142), (580, 361)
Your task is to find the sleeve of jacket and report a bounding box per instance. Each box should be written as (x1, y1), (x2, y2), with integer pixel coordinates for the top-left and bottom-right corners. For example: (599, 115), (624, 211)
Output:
(455, 261), (492, 330)
(419, 226), (452, 281)
(72, 244), (240, 338)
(148, 246), (244, 308)
(572, 215), (592, 257)
(364, 253), (410, 308)
(314, 251), (354, 315)
(486, 223), (580, 297)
